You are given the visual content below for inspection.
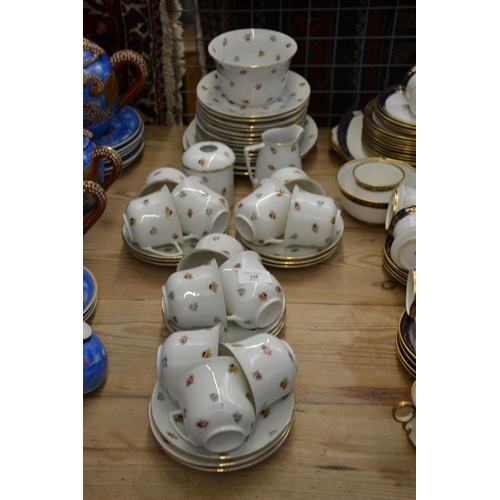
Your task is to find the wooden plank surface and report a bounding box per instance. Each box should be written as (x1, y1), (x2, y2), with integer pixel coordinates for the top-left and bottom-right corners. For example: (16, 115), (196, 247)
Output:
(83, 126), (416, 499)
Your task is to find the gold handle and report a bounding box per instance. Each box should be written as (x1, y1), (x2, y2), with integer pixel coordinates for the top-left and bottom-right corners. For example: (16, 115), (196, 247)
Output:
(83, 181), (107, 235)
(89, 146), (123, 191)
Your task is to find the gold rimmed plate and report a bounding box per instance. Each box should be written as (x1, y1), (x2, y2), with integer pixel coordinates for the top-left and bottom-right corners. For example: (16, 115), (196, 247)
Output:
(395, 336), (416, 377)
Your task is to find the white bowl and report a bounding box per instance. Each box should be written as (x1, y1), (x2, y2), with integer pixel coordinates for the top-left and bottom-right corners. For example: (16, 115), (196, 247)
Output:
(208, 29), (297, 107)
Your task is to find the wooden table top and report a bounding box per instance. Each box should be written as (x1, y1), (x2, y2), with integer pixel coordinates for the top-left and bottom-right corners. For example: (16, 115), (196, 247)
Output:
(83, 125), (416, 499)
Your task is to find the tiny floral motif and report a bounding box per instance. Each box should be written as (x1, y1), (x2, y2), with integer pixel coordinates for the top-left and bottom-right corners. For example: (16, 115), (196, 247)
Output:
(286, 43), (292, 48)
(276, 189), (284, 196)
(290, 233), (299, 239)
(245, 392), (252, 403)
(232, 343), (243, 347)
(209, 393), (218, 402)
(180, 335), (188, 344)
(202, 231), (208, 237)
(276, 55), (281, 61)
(129, 217), (136, 226)
(240, 70), (247, 75)
(237, 202), (243, 209)
(179, 190), (187, 198)
(166, 431), (178, 440)
(206, 208), (213, 216)
(165, 207), (173, 217)
(143, 199), (149, 206)
(222, 250), (230, 255)
(271, 68), (277, 74)
(197, 158), (204, 165)
(196, 419), (209, 429)
(172, 316), (178, 323)
(270, 35), (276, 41)
(233, 263), (242, 270)
(291, 248), (299, 253)
(228, 363), (238, 374)
(230, 80), (235, 87)
(202, 176), (209, 183)
(235, 287), (246, 297)
(173, 233), (179, 239)
(255, 192), (263, 198)
(269, 429), (277, 437)
(244, 319), (253, 325)
(261, 408), (271, 418)
(267, 164), (275, 170)
(280, 377), (289, 390)
(317, 200), (325, 207)
(189, 302), (198, 311)
(219, 198), (226, 205)
(201, 85), (208, 91)
(209, 281), (219, 292)
(259, 50), (265, 57)
(202, 348), (212, 358)
(291, 145), (297, 152)
(234, 55), (240, 61)
(173, 414), (184, 424)
(161, 356), (168, 367)
(213, 236), (220, 241)
(218, 64), (225, 70)
(233, 412), (243, 423)
(222, 38), (228, 45)
(260, 293), (268, 301)
(186, 374), (194, 386)
(262, 345), (272, 355)
(244, 33), (251, 41)
(150, 226), (158, 235)
(312, 223), (319, 233)
(186, 208), (193, 218)
(289, 352), (294, 363)
(255, 83), (262, 89)
(184, 273), (193, 279)
(276, 285), (282, 293)
(269, 210), (276, 220)
(294, 202), (301, 211)
(214, 316), (222, 323)
(252, 370), (263, 380)
(331, 217), (336, 224)
(271, 147), (277, 154)
(157, 391), (165, 401)
(243, 99), (250, 104)
(251, 211), (258, 220)
(222, 188), (227, 195)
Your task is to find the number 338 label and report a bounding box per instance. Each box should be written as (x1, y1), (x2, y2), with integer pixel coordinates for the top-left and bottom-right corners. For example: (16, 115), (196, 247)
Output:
(237, 269), (272, 284)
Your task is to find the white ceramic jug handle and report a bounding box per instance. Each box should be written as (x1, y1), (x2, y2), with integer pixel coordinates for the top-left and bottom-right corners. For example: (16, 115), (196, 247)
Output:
(244, 143), (265, 188)
(168, 409), (198, 446)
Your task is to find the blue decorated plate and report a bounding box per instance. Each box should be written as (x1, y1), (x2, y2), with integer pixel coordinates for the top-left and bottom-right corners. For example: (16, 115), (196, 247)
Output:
(398, 310), (416, 358)
(83, 267), (97, 317)
(93, 106), (143, 150)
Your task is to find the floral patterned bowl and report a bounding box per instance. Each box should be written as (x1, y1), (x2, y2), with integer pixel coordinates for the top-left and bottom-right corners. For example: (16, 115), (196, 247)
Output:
(208, 29), (297, 107)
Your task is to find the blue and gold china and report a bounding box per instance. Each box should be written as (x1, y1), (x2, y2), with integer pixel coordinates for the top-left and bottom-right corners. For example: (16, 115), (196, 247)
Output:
(83, 180), (107, 235)
(83, 267), (97, 321)
(83, 38), (148, 138)
(83, 322), (108, 394)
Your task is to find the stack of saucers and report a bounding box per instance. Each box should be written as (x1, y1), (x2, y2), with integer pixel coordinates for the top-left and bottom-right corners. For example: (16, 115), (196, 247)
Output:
(183, 29), (318, 175)
(93, 105), (145, 174)
(83, 267), (98, 321)
(396, 310), (416, 378)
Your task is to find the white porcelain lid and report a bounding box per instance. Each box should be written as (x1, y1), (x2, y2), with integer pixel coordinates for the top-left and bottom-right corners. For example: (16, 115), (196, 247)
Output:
(182, 141), (235, 173)
(337, 158), (415, 205)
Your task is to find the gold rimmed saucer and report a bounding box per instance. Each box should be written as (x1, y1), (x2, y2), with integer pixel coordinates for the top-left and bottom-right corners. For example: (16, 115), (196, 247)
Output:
(382, 234), (408, 284)
(397, 311), (416, 361)
(395, 336), (416, 377)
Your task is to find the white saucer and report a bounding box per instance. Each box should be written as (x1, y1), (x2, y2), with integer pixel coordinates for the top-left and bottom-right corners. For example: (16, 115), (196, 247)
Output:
(183, 115), (318, 160)
(150, 380), (294, 460)
(197, 71), (310, 119)
(336, 109), (370, 160)
(378, 86), (416, 125)
(390, 227), (416, 270)
(237, 215), (344, 261)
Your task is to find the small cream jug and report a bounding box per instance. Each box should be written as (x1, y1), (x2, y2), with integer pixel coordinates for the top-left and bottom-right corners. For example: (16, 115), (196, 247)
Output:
(244, 124), (304, 189)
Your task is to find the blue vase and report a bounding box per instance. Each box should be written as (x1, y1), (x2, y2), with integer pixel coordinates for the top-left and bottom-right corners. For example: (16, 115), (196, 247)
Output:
(83, 322), (108, 394)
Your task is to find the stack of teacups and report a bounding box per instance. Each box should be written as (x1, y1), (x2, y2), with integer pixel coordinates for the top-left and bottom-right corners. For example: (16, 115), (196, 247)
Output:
(154, 326), (297, 456)
(122, 177), (230, 264)
(233, 179), (342, 267)
(382, 182), (416, 282)
(161, 254), (286, 335)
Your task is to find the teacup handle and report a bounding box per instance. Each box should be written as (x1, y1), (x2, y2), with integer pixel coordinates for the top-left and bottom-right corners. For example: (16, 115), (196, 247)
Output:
(109, 50), (149, 113)
(168, 409), (197, 446)
(142, 241), (184, 257)
(83, 181), (107, 235)
(392, 401), (415, 424)
(89, 145), (123, 191)
(244, 143), (265, 189)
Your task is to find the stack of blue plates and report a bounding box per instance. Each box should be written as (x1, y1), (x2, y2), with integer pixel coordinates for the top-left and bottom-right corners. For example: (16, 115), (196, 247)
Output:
(83, 267), (98, 322)
(93, 105), (145, 176)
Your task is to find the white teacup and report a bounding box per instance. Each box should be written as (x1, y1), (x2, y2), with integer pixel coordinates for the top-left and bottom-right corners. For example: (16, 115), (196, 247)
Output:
(234, 178), (291, 245)
(172, 177), (230, 242)
(156, 323), (226, 401)
(219, 251), (285, 330)
(392, 211), (416, 240)
(144, 166), (186, 187)
(123, 184), (184, 255)
(270, 168), (327, 196)
(385, 183), (416, 231)
(168, 356), (256, 453)
(176, 233), (245, 271)
(162, 258), (228, 330)
(219, 333), (298, 412)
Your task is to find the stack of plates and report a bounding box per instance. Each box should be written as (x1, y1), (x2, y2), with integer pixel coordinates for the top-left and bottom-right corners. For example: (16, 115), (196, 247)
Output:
(182, 71), (318, 175)
(235, 216), (344, 268)
(382, 234), (409, 285)
(161, 296), (286, 343)
(149, 380), (293, 471)
(93, 105), (145, 174)
(83, 267), (97, 321)
(396, 310), (416, 378)
(361, 95), (416, 166)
